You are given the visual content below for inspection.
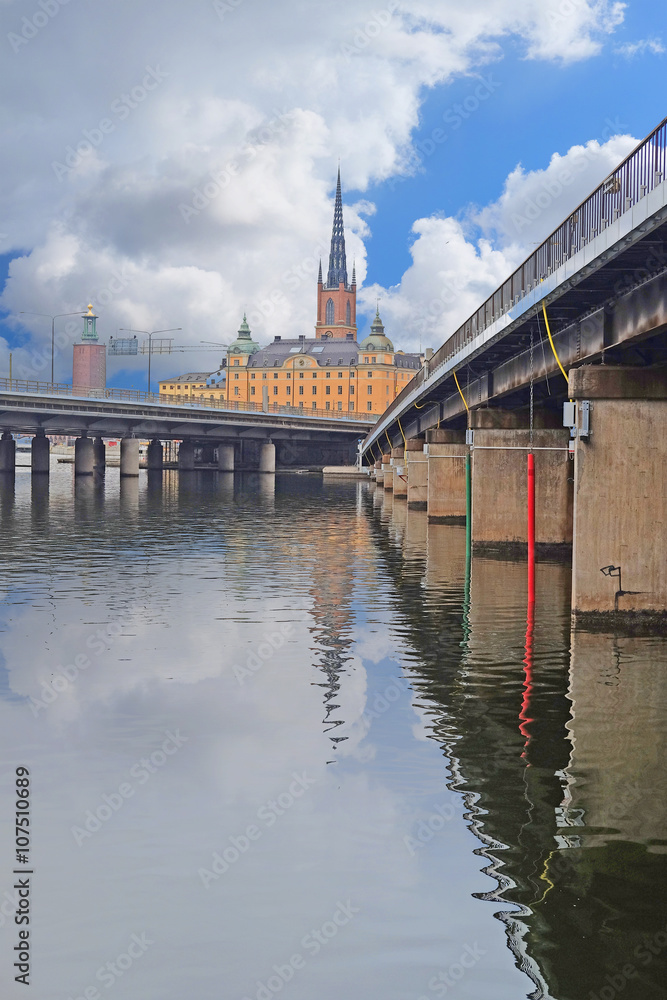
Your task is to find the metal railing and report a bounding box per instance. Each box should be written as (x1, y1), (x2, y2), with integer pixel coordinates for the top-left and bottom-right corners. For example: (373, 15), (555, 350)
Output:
(0, 377), (376, 425)
(373, 116), (667, 433)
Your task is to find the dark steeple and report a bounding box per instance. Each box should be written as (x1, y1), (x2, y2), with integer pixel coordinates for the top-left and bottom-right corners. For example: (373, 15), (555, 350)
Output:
(326, 167), (348, 288)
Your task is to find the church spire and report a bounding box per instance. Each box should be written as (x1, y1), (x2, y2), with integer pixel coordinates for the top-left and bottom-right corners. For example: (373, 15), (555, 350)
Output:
(326, 166), (348, 288)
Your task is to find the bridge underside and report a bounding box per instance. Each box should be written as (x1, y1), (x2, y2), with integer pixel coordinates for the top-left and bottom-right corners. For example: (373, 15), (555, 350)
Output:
(387, 225), (667, 443)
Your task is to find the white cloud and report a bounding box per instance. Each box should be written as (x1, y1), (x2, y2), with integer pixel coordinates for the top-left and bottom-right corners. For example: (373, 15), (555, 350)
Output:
(363, 130), (638, 352)
(614, 36), (665, 58)
(0, 0), (628, 380)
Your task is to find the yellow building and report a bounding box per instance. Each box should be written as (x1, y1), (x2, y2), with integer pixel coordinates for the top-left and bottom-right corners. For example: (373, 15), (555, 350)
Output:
(160, 169), (422, 415)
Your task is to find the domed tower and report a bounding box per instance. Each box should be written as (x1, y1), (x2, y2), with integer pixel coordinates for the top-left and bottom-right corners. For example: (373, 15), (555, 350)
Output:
(315, 168), (357, 340)
(226, 314), (260, 366)
(359, 307), (394, 353)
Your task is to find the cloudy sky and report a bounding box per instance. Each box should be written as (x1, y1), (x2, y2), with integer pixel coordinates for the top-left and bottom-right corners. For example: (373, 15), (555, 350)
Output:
(0, 0), (664, 387)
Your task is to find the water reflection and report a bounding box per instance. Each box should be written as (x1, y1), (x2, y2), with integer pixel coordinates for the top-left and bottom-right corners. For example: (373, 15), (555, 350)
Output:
(0, 466), (664, 1000)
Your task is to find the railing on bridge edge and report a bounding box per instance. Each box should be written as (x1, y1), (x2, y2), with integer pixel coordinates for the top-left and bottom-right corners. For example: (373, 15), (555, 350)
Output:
(0, 377), (376, 425)
(371, 116), (667, 437)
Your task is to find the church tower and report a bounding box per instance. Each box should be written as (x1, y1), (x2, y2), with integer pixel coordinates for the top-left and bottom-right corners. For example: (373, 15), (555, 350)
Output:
(315, 168), (357, 340)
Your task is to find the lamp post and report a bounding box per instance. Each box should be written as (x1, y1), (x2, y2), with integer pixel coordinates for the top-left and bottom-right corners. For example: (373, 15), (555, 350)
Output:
(19, 310), (87, 384)
(119, 328), (182, 394)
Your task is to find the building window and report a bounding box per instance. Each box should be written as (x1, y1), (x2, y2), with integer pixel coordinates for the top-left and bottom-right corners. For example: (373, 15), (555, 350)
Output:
(346, 301), (351, 325)
(250, 387), (255, 396)
(234, 373), (239, 380)
(364, 356), (369, 363)
(337, 385), (342, 394)
(326, 402), (330, 410)
(350, 385), (355, 394)
(312, 372), (317, 378)
(367, 402), (373, 411)
(286, 373), (291, 379)
(337, 402), (342, 410)
(234, 387), (239, 396)
(233, 359), (239, 366)
(286, 386), (291, 396)
(338, 371), (343, 378)
(299, 386), (304, 395)
(312, 386), (317, 395)
(312, 402), (317, 409)
(325, 386), (330, 395)
(367, 385), (372, 394)
(250, 373), (255, 379)
(299, 402), (303, 408)
(299, 372), (304, 378)
(349, 403), (354, 410)
(262, 373), (267, 379)
(326, 298), (334, 324)
(368, 371), (372, 377)
(273, 373), (278, 379)
(326, 371), (331, 378)
(273, 386), (278, 395)
(372, 357), (376, 363)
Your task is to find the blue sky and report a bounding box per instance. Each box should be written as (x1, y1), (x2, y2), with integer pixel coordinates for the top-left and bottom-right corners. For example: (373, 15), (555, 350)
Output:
(0, 0), (664, 388)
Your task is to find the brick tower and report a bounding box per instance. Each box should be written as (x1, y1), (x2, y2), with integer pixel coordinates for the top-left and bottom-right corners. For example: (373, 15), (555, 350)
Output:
(315, 168), (357, 340)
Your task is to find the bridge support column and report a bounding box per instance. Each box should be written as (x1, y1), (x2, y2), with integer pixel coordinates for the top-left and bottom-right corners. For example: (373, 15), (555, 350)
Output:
(391, 446), (406, 497)
(379, 454), (391, 489)
(471, 410), (572, 558)
(74, 435), (94, 476)
(0, 432), (15, 473)
(570, 366), (667, 617)
(178, 439), (195, 470)
(406, 438), (427, 509)
(31, 431), (50, 475)
(217, 444), (235, 472)
(258, 441), (275, 473)
(426, 429), (467, 523)
(93, 437), (105, 471)
(147, 439), (163, 471)
(120, 437), (140, 477)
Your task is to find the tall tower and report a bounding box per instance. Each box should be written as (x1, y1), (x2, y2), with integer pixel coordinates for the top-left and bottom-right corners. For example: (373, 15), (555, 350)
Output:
(315, 168), (357, 340)
(73, 304), (106, 394)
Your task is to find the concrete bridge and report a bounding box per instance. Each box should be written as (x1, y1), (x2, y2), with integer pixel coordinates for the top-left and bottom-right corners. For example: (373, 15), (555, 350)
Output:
(0, 380), (373, 474)
(363, 117), (667, 618)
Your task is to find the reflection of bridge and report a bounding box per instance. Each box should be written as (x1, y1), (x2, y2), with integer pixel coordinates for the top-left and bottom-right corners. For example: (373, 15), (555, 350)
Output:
(363, 118), (667, 617)
(0, 379), (374, 474)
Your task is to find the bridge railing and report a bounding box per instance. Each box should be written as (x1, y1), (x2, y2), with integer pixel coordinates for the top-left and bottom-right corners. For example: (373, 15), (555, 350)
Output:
(0, 377), (375, 424)
(373, 116), (667, 434)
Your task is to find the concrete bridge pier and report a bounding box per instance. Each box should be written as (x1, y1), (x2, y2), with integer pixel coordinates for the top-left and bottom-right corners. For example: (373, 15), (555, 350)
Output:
(258, 440), (275, 473)
(373, 459), (382, 484)
(471, 409), (572, 559)
(426, 429), (467, 524)
(378, 454), (390, 488)
(31, 430), (50, 474)
(0, 431), (15, 473)
(405, 437), (427, 509)
(217, 443), (235, 472)
(178, 439), (195, 471)
(74, 434), (94, 476)
(93, 437), (105, 472)
(391, 446), (405, 496)
(147, 439), (163, 471)
(120, 437), (140, 477)
(570, 365), (667, 617)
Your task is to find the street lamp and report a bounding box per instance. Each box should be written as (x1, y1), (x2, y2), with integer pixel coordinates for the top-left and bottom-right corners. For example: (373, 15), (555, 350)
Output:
(19, 309), (87, 383)
(119, 328), (182, 394)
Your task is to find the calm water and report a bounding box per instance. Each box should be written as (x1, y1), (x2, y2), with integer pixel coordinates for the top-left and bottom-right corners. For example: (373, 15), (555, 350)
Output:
(0, 464), (665, 1000)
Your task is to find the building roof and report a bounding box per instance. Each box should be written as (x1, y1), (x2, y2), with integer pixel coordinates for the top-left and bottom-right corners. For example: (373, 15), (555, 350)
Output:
(246, 336), (421, 369)
(160, 372), (213, 383)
